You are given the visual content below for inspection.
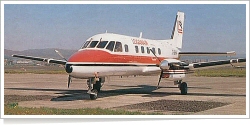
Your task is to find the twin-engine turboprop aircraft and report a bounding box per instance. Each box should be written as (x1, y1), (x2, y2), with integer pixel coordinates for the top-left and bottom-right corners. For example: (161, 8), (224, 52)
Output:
(12, 11), (245, 100)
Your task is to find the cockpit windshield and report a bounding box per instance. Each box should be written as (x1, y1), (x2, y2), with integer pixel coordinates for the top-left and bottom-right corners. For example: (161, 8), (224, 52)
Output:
(106, 41), (115, 51)
(81, 40), (123, 53)
(97, 41), (108, 48)
(81, 41), (90, 49)
(88, 41), (99, 48)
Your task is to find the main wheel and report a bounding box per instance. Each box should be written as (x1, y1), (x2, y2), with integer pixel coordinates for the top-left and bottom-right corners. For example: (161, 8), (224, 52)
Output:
(89, 89), (98, 100)
(180, 82), (188, 95)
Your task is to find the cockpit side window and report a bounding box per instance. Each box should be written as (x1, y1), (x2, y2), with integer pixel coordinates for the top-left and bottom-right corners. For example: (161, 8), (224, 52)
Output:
(106, 41), (115, 51)
(87, 41), (99, 48)
(114, 41), (123, 52)
(81, 41), (90, 49)
(97, 41), (108, 48)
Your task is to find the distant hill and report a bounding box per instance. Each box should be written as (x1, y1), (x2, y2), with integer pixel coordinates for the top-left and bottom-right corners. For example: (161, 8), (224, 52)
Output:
(4, 48), (77, 60)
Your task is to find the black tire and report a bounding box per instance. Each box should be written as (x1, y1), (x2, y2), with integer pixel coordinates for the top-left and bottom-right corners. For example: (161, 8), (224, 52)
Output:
(93, 78), (102, 92)
(180, 82), (188, 95)
(89, 89), (98, 100)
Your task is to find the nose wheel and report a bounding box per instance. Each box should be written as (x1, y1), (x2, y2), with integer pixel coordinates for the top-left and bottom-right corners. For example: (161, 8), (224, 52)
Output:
(87, 77), (103, 100)
(89, 89), (98, 100)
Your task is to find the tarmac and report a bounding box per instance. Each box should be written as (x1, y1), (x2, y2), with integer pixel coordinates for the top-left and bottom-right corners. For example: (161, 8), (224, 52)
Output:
(4, 73), (247, 116)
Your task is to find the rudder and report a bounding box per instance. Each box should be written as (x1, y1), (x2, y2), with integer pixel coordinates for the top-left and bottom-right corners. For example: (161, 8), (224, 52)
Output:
(170, 11), (185, 49)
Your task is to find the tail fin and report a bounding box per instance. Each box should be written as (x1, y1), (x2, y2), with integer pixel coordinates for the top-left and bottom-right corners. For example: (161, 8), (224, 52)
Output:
(170, 11), (184, 49)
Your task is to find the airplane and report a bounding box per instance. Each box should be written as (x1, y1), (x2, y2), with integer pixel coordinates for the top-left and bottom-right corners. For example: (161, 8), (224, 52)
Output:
(12, 11), (246, 100)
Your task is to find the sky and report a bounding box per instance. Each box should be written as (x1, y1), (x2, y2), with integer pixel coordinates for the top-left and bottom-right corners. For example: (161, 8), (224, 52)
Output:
(3, 2), (247, 54)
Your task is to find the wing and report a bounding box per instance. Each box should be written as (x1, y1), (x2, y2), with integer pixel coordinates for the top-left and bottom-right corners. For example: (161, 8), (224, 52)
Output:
(12, 54), (67, 65)
(178, 51), (245, 69)
(188, 58), (246, 69)
(179, 51), (236, 56)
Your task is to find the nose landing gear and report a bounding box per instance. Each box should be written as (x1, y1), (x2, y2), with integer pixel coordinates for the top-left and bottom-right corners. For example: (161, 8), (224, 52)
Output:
(87, 77), (104, 100)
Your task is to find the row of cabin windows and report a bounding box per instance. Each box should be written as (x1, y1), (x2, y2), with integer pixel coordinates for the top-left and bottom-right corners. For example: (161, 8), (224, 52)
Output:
(135, 46), (161, 55)
(82, 40), (161, 55)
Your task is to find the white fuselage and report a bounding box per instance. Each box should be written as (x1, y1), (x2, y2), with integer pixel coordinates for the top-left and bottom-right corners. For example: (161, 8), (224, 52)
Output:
(66, 33), (182, 79)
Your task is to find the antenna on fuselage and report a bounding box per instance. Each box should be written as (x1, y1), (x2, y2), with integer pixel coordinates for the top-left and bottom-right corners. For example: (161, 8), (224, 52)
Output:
(139, 32), (142, 38)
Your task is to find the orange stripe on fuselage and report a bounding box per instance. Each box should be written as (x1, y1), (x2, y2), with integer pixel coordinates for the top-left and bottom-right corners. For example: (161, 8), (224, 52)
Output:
(68, 50), (170, 64)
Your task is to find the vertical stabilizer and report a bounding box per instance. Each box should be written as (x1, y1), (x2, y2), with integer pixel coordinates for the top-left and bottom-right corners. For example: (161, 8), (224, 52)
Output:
(171, 11), (184, 49)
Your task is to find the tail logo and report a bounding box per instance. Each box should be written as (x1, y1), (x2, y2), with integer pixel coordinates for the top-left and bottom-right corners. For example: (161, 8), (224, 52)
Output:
(177, 20), (183, 34)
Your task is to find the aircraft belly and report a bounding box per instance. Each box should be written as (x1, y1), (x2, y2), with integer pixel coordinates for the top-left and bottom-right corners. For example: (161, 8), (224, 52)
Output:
(69, 65), (149, 79)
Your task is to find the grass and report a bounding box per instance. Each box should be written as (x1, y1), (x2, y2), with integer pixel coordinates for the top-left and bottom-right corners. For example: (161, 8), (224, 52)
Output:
(4, 103), (162, 115)
(194, 68), (246, 77)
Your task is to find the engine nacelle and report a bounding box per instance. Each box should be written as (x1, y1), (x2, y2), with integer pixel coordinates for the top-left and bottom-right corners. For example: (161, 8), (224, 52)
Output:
(160, 59), (182, 70)
(230, 58), (246, 63)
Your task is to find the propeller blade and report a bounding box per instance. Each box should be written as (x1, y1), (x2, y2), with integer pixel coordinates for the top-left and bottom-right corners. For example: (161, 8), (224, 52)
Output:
(67, 75), (71, 88)
(55, 50), (71, 88)
(157, 70), (163, 89)
(55, 50), (67, 61)
(149, 49), (161, 63)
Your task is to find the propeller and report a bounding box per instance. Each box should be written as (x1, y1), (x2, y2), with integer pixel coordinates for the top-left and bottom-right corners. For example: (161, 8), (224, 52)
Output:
(67, 75), (72, 88)
(157, 70), (163, 89)
(55, 50), (72, 88)
(149, 49), (163, 89)
(55, 50), (67, 61)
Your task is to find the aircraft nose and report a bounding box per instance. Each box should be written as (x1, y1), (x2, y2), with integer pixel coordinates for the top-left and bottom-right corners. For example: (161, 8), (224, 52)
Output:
(65, 64), (73, 73)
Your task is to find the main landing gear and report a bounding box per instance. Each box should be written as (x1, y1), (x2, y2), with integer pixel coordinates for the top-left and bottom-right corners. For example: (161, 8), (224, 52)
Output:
(85, 77), (187, 100)
(175, 80), (188, 95)
(87, 77), (104, 100)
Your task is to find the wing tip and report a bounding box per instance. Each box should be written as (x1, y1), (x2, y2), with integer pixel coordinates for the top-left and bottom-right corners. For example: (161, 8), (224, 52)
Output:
(227, 51), (236, 55)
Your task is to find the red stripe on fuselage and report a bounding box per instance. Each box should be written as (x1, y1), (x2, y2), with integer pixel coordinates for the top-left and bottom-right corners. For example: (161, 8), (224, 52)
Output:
(68, 50), (169, 64)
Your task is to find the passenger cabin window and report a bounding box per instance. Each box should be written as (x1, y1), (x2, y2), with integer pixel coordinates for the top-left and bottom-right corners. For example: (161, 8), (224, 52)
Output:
(135, 46), (139, 53)
(151, 47), (156, 54)
(124, 44), (129, 52)
(88, 41), (99, 48)
(106, 41), (115, 51)
(97, 41), (108, 48)
(141, 46), (145, 53)
(158, 48), (161, 55)
(147, 47), (150, 54)
(82, 41), (90, 49)
(114, 42), (123, 52)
